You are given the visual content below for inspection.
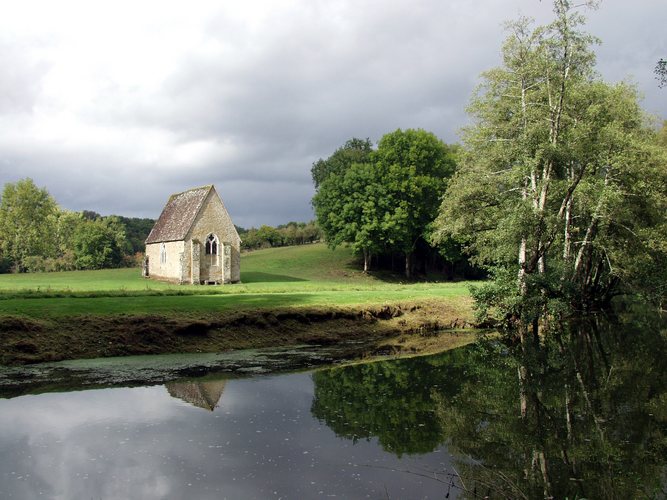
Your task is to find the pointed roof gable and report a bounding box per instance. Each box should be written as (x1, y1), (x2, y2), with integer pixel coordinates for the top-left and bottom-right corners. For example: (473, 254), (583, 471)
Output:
(166, 380), (227, 411)
(145, 185), (213, 244)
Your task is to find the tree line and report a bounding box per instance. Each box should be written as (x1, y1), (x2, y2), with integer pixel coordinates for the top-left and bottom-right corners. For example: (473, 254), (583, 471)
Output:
(0, 178), (156, 273)
(0, 178), (323, 273)
(238, 221), (321, 251)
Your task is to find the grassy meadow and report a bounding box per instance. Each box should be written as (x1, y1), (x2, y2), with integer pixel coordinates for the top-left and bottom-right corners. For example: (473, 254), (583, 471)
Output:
(0, 243), (473, 317)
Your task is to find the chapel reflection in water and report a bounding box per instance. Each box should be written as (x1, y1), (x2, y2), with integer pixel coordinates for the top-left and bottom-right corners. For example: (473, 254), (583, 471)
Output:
(165, 380), (227, 411)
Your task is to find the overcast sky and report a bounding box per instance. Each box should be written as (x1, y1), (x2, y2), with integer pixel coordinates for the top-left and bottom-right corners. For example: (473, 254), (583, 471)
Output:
(1, 0), (665, 228)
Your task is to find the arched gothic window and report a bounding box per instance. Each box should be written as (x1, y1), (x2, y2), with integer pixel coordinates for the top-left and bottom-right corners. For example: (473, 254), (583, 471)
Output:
(160, 243), (167, 264)
(205, 234), (219, 255)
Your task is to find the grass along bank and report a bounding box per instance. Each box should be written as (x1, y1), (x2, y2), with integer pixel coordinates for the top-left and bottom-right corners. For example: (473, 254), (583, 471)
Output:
(0, 243), (473, 317)
(0, 244), (478, 365)
(0, 243), (370, 293)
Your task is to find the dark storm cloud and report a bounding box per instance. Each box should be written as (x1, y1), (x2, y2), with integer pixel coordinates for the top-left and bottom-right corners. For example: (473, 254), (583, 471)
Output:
(586, 1), (667, 118)
(0, 0), (664, 225)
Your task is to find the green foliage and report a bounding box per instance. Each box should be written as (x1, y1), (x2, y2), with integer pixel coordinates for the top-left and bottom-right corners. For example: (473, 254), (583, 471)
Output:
(0, 178), (150, 273)
(657, 120), (667, 148)
(433, 0), (667, 323)
(310, 137), (373, 188)
(241, 221), (321, 250)
(72, 216), (127, 270)
(313, 161), (389, 261)
(253, 225), (283, 248)
(0, 178), (58, 272)
(20, 253), (76, 273)
(374, 129), (456, 257)
(276, 221), (321, 245)
(313, 129), (457, 277)
(56, 211), (85, 256)
(117, 216), (155, 255)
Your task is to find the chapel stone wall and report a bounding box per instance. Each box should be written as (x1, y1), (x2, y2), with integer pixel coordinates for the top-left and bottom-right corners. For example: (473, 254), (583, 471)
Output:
(186, 189), (241, 283)
(145, 240), (186, 282)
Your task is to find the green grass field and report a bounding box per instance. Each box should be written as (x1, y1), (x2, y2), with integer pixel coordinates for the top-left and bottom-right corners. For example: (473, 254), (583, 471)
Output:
(0, 244), (473, 317)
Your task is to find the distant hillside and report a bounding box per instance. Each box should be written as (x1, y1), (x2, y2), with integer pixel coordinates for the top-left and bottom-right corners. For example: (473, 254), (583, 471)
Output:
(241, 243), (367, 284)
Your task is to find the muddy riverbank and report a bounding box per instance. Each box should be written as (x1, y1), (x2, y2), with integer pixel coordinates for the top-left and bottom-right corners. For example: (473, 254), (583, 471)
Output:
(0, 299), (476, 365)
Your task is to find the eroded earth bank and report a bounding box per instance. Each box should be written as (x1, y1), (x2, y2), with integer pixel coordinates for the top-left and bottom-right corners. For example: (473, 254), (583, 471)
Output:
(0, 299), (479, 366)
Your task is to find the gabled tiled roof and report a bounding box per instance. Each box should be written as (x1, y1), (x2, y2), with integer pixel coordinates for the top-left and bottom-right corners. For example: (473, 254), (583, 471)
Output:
(145, 185), (212, 244)
(165, 380), (226, 411)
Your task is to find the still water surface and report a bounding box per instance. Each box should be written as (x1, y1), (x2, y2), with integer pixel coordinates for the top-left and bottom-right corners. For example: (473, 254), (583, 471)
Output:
(1, 310), (666, 499)
(0, 367), (458, 499)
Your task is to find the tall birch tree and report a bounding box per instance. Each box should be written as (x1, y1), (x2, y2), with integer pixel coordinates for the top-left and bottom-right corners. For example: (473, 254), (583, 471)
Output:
(433, 0), (667, 333)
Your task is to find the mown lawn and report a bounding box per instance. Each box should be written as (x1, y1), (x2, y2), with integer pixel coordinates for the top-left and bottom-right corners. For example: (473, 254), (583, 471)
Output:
(0, 243), (473, 316)
(0, 244), (372, 293)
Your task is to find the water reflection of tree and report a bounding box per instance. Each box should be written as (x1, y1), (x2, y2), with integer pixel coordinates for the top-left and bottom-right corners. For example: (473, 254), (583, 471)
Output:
(311, 312), (667, 498)
(311, 349), (473, 456)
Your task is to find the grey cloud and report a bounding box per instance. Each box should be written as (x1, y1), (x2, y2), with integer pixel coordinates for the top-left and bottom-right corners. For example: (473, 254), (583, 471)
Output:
(0, 41), (50, 114)
(177, 178), (316, 228)
(0, 0), (664, 226)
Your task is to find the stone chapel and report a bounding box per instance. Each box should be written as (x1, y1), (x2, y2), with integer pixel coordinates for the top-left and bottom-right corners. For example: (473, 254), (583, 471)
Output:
(144, 185), (241, 284)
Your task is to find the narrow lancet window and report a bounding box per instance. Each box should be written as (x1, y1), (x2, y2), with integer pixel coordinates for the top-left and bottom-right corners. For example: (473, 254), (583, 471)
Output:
(205, 234), (218, 255)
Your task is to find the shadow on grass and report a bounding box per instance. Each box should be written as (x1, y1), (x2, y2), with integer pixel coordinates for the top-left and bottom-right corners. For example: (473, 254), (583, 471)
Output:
(240, 272), (308, 284)
(358, 268), (460, 284)
(342, 254), (451, 284)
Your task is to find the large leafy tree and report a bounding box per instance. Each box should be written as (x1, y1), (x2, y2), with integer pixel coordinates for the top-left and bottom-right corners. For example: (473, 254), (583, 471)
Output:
(72, 216), (127, 270)
(311, 137), (377, 271)
(433, 0), (667, 333)
(0, 178), (145, 273)
(313, 161), (389, 272)
(374, 129), (456, 277)
(313, 130), (456, 277)
(0, 178), (58, 272)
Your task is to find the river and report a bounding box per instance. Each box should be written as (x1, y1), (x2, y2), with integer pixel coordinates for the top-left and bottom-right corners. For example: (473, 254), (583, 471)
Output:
(0, 309), (665, 499)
